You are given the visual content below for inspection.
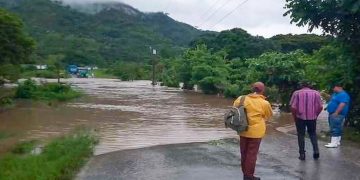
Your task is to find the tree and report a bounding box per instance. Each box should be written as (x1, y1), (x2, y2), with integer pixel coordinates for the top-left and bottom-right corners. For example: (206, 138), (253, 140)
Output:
(305, 45), (355, 90)
(223, 58), (250, 98)
(284, 0), (360, 47)
(160, 58), (181, 87)
(111, 62), (149, 81)
(178, 45), (229, 93)
(270, 34), (330, 54)
(246, 51), (308, 111)
(191, 28), (278, 59)
(47, 54), (65, 83)
(161, 45), (229, 94)
(0, 8), (34, 65)
(285, 0), (360, 130)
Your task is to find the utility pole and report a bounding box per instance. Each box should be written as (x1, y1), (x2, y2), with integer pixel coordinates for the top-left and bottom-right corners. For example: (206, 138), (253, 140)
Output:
(151, 48), (157, 86)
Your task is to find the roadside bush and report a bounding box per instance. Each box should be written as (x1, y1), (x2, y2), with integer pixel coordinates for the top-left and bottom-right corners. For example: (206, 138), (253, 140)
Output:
(15, 79), (37, 99)
(15, 79), (81, 101)
(37, 83), (81, 101)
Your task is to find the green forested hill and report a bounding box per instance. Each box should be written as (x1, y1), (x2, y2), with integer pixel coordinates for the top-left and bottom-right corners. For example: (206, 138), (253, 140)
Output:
(190, 28), (330, 60)
(190, 28), (278, 59)
(0, 0), (204, 65)
(270, 34), (331, 54)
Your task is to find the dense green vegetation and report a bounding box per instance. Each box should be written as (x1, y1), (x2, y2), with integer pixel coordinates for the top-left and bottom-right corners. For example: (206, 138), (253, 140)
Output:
(161, 45), (228, 92)
(0, 130), (97, 180)
(161, 45), (311, 110)
(0, 0), (204, 66)
(93, 69), (117, 79)
(270, 34), (330, 54)
(91, 63), (152, 80)
(162, 34), (357, 115)
(0, 6), (66, 82)
(246, 51), (308, 110)
(161, 0), (360, 132)
(15, 79), (81, 102)
(190, 28), (329, 59)
(0, 8), (34, 65)
(0, 8), (34, 83)
(191, 29), (276, 60)
(284, 0), (360, 131)
(109, 62), (151, 81)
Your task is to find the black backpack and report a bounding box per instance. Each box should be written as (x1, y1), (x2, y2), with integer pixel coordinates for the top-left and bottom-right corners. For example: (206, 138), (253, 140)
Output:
(224, 96), (249, 134)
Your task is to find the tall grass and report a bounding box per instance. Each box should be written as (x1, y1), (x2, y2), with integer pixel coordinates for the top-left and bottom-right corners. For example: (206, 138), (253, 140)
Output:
(0, 131), (97, 180)
(15, 79), (81, 102)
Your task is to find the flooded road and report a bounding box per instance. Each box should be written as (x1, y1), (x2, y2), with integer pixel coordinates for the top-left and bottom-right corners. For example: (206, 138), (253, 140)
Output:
(1, 79), (242, 155)
(0, 78), (334, 155)
(2, 78), (359, 180)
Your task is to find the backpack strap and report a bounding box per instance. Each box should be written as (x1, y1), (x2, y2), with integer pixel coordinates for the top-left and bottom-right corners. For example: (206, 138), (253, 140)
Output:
(240, 96), (246, 106)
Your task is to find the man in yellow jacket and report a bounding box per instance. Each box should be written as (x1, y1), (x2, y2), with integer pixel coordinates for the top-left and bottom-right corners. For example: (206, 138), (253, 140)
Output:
(233, 82), (273, 180)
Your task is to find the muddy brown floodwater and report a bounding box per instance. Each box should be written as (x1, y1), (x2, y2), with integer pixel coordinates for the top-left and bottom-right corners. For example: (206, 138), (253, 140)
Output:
(0, 79), (237, 155)
(0, 78), (330, 155)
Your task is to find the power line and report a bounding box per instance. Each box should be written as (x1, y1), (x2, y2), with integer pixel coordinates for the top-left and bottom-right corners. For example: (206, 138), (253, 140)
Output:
(200, 0), (222, 19)
(208, 0), (249, 29)
(198, 0), (234, 29)
(199, 0), (232, 28)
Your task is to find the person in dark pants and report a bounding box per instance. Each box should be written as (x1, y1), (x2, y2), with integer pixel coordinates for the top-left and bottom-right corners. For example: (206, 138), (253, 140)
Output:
(233, 82), (273, 180)
(290, 81), (323, 160)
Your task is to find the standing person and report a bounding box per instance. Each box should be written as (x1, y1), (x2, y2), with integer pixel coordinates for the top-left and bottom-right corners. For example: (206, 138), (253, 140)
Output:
(325, 83), (351, 148)
(233, 82), (273, 180)
(290, 81), (323, 160)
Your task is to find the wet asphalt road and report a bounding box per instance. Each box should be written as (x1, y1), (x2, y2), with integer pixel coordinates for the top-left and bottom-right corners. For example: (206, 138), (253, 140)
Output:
(77, 130), (360, 180)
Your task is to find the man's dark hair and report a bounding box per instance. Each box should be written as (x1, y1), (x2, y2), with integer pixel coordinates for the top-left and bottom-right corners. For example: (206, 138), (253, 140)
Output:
(333, 82), (343, 88)
(299, 80), (311, 88)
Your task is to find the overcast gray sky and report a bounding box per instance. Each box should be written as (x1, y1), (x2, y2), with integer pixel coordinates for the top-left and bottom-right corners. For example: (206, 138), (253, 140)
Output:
(62, 0), (322, 38)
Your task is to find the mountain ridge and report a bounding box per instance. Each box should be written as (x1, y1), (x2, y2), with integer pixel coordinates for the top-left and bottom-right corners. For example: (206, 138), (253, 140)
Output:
(0, 0), (205, 65)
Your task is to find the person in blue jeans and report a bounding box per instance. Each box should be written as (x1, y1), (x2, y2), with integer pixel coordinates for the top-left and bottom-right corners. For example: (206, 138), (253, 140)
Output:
(325, 83), (351, 148)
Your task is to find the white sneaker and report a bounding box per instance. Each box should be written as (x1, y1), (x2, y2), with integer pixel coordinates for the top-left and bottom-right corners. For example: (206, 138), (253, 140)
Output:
(325, 137), (338, 148)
